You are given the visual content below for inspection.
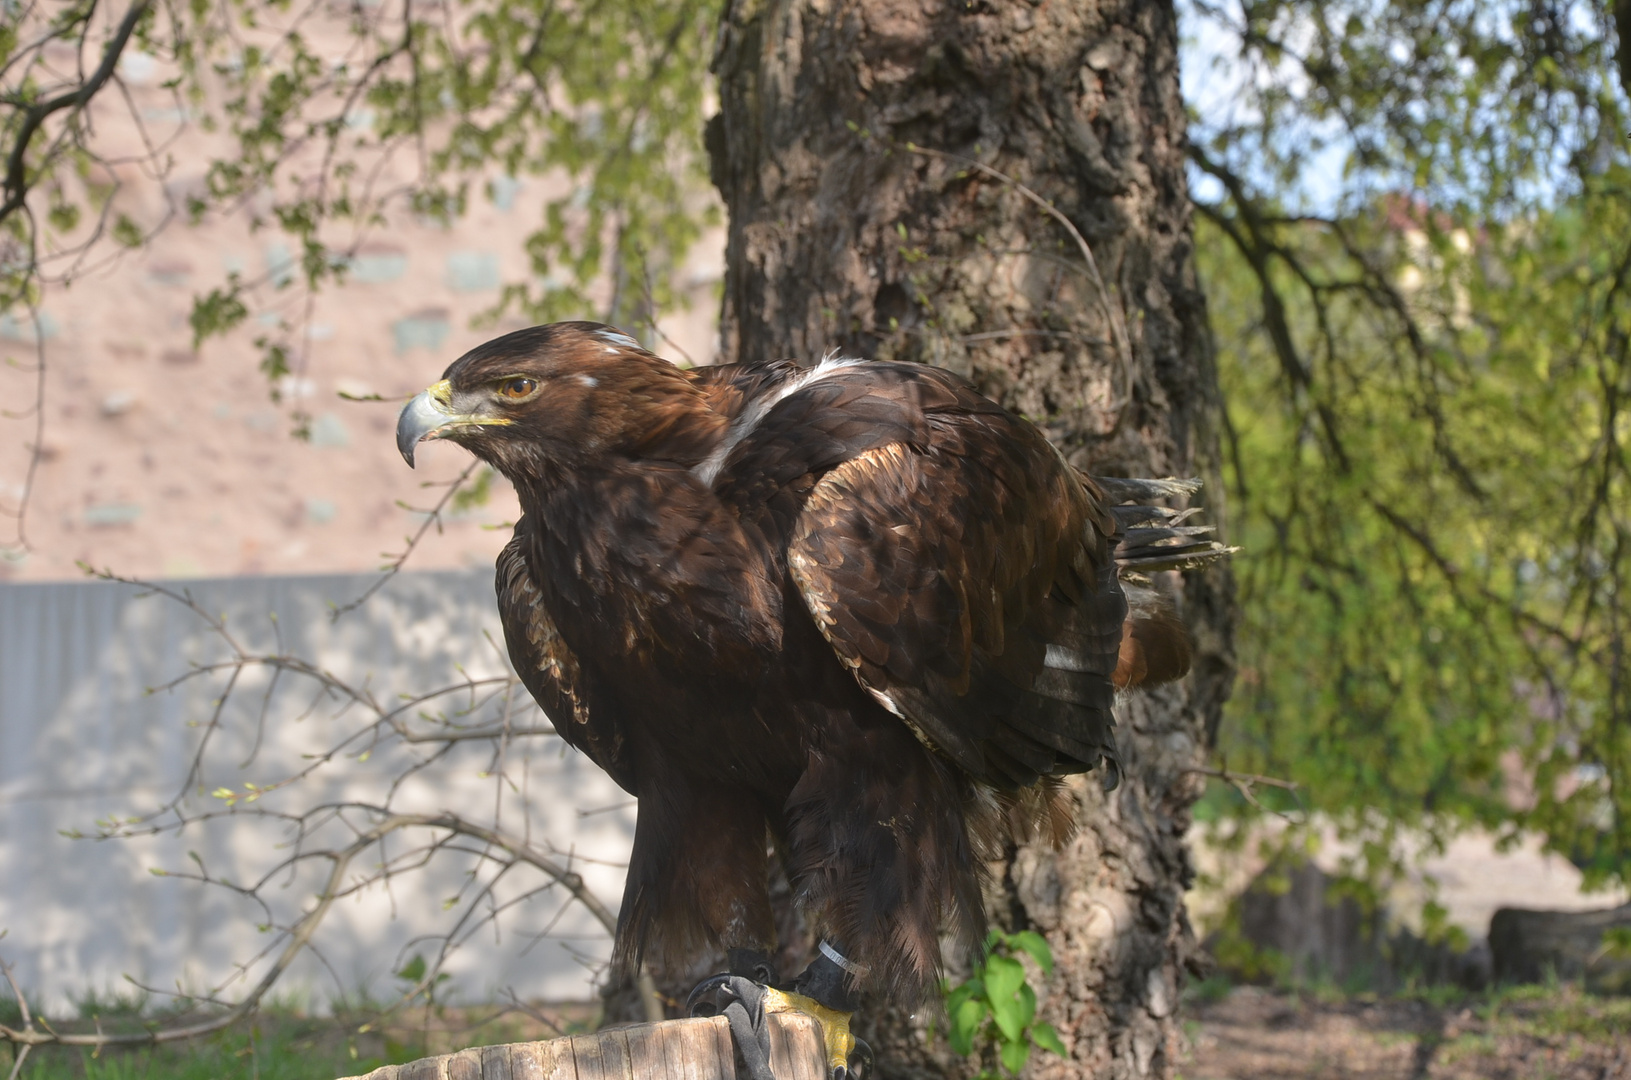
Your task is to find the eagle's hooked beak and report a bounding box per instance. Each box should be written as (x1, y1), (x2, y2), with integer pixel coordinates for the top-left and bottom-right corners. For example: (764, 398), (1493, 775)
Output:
(396, 379), (516, 467)
(396, 380), (458, 468)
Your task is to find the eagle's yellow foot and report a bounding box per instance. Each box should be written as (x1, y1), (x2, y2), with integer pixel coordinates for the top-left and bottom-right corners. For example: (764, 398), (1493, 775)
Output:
(763, 987), (862, 1078)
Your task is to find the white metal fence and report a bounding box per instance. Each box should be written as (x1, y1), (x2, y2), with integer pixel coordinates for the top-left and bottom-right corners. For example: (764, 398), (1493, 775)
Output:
(0, 570), (634, 1015)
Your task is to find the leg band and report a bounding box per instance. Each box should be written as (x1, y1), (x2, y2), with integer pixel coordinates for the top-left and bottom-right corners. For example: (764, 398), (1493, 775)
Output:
(793, 939), (863, 1012)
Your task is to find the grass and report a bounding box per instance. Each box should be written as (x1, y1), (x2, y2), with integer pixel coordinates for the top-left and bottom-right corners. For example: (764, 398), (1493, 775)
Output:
(0, 997), (602, 1080)
(1183, 974), (1235, 1005)
(1493, 985), (1631, 1042)
(2, 1012), (394, 1080)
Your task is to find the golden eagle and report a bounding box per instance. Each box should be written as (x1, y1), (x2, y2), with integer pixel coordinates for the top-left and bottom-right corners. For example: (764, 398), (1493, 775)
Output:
(397, 322), (1225, 1067)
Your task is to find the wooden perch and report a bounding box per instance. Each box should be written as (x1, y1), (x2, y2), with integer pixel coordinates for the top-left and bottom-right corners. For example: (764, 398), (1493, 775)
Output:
(339, 1012), (827, 1080)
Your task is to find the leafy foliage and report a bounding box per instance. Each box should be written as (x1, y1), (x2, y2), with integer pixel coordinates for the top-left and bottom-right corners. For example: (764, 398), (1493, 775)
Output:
(1601, 926), (1631, 962)
(1188, 0), (1631, 889)
(0, 0), (719, 377)
(940, 930), (1068, 1078)
(393, 952), (453, 1004)
(0, 0), (720, 545)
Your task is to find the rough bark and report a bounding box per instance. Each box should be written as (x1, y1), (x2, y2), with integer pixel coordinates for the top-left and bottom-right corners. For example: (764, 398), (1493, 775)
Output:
(707, 1), (1233, 1077)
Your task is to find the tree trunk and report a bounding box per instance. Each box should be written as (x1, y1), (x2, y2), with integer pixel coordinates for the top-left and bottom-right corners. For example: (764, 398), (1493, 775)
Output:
(708, 1), (1234, 1077)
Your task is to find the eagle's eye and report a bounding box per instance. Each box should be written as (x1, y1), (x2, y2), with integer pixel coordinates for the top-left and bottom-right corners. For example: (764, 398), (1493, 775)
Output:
(497, 377), (538, 400)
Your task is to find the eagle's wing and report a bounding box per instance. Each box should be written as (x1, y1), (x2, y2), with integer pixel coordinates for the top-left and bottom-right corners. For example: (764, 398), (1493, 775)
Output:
(686, 356), (805, 421)
(716, 362), (1128, 791)
(496, 519), (637, 792)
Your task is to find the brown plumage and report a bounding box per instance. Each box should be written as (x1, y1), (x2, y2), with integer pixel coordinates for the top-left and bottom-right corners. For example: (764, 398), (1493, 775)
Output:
(395, 321), (1228, 1002)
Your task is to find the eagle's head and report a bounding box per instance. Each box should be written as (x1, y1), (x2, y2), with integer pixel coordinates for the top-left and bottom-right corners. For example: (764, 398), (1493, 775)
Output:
(396, 321), (721, 478)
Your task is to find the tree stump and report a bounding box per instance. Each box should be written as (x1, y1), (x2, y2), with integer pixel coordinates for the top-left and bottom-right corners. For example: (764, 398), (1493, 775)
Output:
(1490, 903), (1631, 994)
(339, 1013), (827, 1080)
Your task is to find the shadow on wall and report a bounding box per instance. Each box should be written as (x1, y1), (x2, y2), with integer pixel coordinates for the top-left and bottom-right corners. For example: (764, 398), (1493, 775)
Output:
(0, 570), (636, 1015)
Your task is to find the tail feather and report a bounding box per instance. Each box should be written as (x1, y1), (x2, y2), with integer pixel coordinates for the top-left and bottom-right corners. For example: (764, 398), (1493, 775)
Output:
(1092, 475), (1203, 502)
(1112, 587), (1193, 689)
(1110, 503), (1203, 530)
(1089, 475), (1233, 687)
(1090, 474), (1237, 575)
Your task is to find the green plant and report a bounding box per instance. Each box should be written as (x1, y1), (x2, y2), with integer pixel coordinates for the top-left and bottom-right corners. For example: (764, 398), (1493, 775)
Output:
(941, 929), (1069, 1077)
(1596, 927), (1631, 962)
(0, 1004), (404, 1080)
(393, 954), (453, 1005)
(1183, 973), (1235, 1005)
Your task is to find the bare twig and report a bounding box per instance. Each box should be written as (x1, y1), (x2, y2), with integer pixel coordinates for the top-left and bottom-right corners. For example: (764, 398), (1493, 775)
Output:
(1184, 765), (1306, 824)
(4, 1044), (28, 1080)
(0, 958), (34, 1032)
(496, 989), (567, 1037)
(0, 295), (48, 553)
(0, 563), (649, 1054)
(330, 460), (482, 619)
(0, 812), (616, 1050)
(636, 966), (664, 1024)
(635, 245), (698, 368)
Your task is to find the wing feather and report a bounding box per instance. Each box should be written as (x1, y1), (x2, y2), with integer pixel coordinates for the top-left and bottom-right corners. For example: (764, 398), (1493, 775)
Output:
(496, 520), (637, 792)
(765, 367), (1125, 792)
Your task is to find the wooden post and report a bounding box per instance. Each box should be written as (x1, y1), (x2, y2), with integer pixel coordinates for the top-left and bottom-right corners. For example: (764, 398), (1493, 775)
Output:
(339, 1013), (828, 1080)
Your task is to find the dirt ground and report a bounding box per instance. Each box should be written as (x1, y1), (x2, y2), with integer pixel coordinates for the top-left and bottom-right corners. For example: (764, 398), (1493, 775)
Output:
(1182, 986), (1630, 1080)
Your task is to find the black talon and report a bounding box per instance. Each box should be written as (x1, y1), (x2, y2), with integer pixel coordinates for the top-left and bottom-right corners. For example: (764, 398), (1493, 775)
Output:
(849, 1036), (874, 1079)
(684, 973), (734, 1017)
(727, 946), (778, 986)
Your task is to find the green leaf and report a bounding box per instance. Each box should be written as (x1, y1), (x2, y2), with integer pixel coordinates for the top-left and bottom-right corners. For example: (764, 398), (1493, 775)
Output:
(47, 200), (80, 232)
(948, 996), (985, 1056)
(450, 466), (495, 512)
(394, 953), (427, 983)
(983, 955), (1026, 1042)
(998, 1037), (1030, 1076)
(111, 214), (143, 248)
(190, 285), (249, 348)
(1601, 927), (1631, 960)
(1009, 930), (1054, 974)
(944, 983), (975, 1015)
(1016, 981), (1037, 1031)
(1030, 1021), (1067, 1058)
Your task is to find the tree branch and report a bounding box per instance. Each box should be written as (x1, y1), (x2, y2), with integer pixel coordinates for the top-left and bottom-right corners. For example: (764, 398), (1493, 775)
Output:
(1184, 766), (1306, 824)
(0, 0), (153, 227)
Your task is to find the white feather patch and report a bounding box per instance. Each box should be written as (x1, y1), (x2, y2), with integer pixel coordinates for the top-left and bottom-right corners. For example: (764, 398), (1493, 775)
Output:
(1044, 644), (1095, 672)
(866, 686), (906, 718)
(595, 328), (642, 350)
(692, 351), (868, 486)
